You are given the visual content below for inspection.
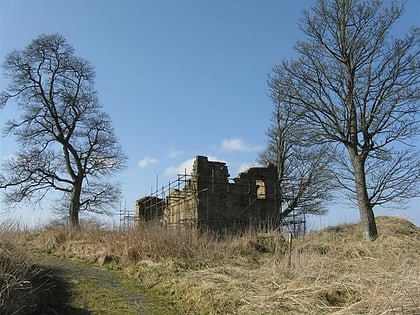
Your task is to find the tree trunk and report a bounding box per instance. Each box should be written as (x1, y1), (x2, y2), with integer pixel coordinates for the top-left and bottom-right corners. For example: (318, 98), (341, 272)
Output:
(350, 152), (378, 241)
(69, 181), (82, 228)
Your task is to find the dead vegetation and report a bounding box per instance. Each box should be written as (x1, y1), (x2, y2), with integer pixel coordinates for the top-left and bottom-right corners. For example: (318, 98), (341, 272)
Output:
(0, 222), (54, 315)
(2, 216), (419, 314)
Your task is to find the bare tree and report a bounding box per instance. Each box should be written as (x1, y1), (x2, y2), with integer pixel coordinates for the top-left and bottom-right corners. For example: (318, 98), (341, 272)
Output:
(0, 34), (127, 227)
(258, 95), (335, 223)
(270, 0), (420, 240)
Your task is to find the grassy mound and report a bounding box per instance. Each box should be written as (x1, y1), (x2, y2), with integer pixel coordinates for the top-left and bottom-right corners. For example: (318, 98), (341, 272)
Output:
(7, 216), (420, 314)
(137, 216), (419, 314)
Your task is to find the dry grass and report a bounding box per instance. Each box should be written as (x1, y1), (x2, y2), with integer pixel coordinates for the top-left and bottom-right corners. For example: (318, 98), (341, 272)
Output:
(0, 222), (54, 315)
(144, 217), (419, 314)
(5, 216), (420, 314)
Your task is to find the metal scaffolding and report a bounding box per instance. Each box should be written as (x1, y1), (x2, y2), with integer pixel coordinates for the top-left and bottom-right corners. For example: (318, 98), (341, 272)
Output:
(136, 171), (199, 229)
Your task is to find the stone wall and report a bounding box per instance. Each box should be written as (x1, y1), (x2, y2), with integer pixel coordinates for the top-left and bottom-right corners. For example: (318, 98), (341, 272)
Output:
(135, 196), (164, 225)
(135, 155), (280, 231)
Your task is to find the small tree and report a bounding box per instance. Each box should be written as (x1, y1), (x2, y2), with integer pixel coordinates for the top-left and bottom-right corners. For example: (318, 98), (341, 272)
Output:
(0, 34), (127, 227)
(258, 95), (335, 223)
(270, 0), (420, 240)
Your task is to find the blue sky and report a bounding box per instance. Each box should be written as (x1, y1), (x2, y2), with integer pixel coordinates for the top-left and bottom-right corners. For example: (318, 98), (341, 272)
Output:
(0, 0), (419, 228)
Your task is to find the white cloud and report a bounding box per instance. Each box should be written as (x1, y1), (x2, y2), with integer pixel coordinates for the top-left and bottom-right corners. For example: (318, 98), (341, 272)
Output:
(237, 161), (262, 175)
(164, 155), (224, 177)
(220, 138), (261, 152)
(137, 157), (158, 168)
(91, 156), (118, 169)
(168, 149), (183, 158)
(164, 158), (195, 176)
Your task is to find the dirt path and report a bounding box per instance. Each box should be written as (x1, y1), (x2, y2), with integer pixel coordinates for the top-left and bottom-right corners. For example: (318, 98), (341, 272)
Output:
(30, 251), (179, 315)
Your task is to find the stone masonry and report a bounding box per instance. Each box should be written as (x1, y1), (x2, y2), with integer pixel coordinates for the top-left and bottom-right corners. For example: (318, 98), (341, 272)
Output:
(135, 156), (280, 231)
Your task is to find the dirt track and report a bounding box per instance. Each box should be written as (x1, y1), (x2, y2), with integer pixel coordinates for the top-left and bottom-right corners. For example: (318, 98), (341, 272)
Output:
(30, 252), (178, 315)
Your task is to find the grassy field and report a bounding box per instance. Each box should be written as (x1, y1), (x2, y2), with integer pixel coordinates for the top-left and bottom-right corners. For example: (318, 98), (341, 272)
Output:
(1, 216), (419, 314)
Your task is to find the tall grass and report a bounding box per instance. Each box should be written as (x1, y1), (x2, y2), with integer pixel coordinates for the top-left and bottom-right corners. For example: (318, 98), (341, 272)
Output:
(25, 222), (278, 266)
(5, 216), (420, 314)
(0, 222), (53, 315)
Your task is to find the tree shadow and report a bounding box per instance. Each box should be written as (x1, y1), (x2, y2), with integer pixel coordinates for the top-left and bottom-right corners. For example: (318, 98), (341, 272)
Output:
(36, 265), (91, 315)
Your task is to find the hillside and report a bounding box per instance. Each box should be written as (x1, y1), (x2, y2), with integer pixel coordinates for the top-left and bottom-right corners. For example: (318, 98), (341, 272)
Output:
(145, 216), (419, 314)
(1, 216), (419, 314)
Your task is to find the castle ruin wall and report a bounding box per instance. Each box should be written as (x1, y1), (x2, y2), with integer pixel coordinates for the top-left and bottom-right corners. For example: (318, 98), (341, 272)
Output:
(135, 155), (280, 231)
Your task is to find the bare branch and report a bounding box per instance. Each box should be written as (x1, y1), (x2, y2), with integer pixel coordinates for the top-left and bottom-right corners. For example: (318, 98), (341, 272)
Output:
(269, 0), (420, 240)
(1, 34), (127, 227)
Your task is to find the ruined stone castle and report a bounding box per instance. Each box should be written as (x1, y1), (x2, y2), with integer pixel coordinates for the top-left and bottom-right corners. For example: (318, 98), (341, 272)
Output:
(135, 156), (280, 231)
